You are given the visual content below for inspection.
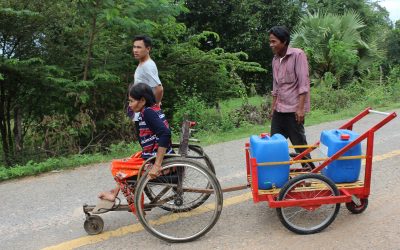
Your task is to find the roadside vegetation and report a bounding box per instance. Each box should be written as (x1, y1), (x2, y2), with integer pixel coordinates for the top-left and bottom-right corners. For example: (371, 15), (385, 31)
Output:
(1, 0), (399, 181)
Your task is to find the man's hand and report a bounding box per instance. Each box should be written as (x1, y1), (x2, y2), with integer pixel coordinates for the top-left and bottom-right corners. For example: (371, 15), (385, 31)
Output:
(270, 95), (277, 120)
(295, 109), (305, 124)
(296, 93), (306, 124)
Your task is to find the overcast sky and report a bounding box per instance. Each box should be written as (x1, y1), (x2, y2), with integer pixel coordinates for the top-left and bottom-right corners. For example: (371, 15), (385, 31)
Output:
(379, 0), (400, 22)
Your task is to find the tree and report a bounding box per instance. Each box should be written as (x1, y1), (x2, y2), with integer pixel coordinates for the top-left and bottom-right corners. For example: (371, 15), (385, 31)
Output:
(159, 32), (266, 113)
(386, 20), (400, 65)
(304, 0), (391, 39)
(0, 0), (187, 166)
(178, 0), (304, 93)
(291, 11), (383, 86)
(0, 2), (72, 165)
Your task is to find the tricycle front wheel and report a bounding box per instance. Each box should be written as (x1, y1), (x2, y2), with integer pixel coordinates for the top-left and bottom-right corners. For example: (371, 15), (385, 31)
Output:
(276, 173), (340, 234)
(84, 215), (104, 235)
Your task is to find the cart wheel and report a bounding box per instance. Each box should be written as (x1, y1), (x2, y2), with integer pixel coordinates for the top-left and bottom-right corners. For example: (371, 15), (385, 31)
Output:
(84, 215), (104, 235)
(276, 173), (340, 234)
(134, 157), (223, 243)
(346, 198), (368, 214)
(144, 158), (214, 212)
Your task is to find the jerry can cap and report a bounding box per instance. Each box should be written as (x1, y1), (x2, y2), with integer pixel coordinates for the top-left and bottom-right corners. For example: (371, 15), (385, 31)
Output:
(340, 134), (350, 140)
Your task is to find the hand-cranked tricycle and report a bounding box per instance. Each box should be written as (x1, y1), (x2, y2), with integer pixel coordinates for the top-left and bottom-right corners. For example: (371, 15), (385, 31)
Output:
(83, 120), (224, 243)
(82, 107), (396, 242)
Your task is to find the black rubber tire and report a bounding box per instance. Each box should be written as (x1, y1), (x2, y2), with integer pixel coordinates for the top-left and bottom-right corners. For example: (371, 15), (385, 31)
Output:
(276, 173), (340, 234)
(84, 215), (104, 235)
(134, 157), (223, 243)
(346, 198), (368, 214)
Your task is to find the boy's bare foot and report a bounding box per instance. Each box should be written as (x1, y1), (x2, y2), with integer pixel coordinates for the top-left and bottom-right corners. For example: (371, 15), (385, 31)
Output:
(98, 191), (116, 202)
(98, 189), (118, 202)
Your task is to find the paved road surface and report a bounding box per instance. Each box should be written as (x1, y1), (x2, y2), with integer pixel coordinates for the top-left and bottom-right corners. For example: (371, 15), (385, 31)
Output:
(1, 109), (399, 250)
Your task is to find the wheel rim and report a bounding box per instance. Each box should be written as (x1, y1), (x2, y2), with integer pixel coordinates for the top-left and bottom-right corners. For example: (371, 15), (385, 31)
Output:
(279, 176), (339, 233)
(135, 160), (223, 242)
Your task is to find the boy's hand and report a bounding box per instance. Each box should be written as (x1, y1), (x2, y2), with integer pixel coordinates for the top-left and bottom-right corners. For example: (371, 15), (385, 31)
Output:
(148, 163), (162, 179)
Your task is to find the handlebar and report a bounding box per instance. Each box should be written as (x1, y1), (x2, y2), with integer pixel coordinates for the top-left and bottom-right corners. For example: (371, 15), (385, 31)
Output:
(369, 109), (391, 116)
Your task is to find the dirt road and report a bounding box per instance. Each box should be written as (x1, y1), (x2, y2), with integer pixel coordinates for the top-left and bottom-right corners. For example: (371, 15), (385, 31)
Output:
(1, 109), (399, 250)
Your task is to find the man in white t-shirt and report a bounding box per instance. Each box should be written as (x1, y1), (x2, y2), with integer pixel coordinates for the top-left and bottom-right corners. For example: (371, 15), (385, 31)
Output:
(132, 35), (163, 104)
(129, 35), (164, 138)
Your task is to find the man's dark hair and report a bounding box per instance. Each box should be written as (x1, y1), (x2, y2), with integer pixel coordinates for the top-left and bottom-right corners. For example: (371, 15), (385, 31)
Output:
(129, 83), (156, 107)
(133, 35), (152, 48)
(269, 26), (290, 46)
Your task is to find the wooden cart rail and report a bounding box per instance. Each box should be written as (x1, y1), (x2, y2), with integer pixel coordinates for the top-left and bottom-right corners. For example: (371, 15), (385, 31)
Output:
(256, 155), (367, 166)
(257, 180), (364, 195)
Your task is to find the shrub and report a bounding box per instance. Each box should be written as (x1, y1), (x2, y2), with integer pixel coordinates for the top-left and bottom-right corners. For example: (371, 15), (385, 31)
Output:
(388, 66), (400, 102)
(228, 97), (271, 127)
(172, 95), (209, 130)
(311, 80), (355, 113)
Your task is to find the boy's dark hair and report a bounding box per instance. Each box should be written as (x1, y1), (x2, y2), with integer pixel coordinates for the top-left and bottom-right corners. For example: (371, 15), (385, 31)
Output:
(133, 35), (152, 48)
(269, 26), (290, 46)
(129, 83), (156, 107)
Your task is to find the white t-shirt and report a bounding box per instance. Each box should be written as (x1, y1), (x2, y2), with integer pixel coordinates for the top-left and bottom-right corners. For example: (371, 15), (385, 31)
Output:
(134, 59), (161, 87)
(132, 58), (161, 121)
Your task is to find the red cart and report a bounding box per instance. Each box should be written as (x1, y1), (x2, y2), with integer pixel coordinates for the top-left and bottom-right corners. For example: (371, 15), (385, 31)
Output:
(245, 107), (397, 234)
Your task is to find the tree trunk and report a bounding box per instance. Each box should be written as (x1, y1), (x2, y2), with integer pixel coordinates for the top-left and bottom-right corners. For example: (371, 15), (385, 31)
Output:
(6, 98), (13, 154)
(13, 105), (23, 153)
(215, 102), (221, 115)
(0, 82), (11, 166)
(83, 14), (97, 81)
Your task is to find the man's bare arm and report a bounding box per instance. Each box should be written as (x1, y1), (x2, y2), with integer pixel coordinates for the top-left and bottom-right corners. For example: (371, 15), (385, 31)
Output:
(154, 85), (164, 104)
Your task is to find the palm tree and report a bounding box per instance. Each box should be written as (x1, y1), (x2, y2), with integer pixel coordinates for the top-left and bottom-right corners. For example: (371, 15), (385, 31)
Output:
(292, 11), (382, 87)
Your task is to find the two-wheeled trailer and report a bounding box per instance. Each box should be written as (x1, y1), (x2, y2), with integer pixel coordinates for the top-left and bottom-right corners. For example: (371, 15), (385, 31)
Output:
(245, 107), (397, 234)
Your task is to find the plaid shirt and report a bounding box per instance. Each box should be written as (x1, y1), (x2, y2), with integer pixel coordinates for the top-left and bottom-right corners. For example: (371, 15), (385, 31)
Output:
(271, 47), (310, 113)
